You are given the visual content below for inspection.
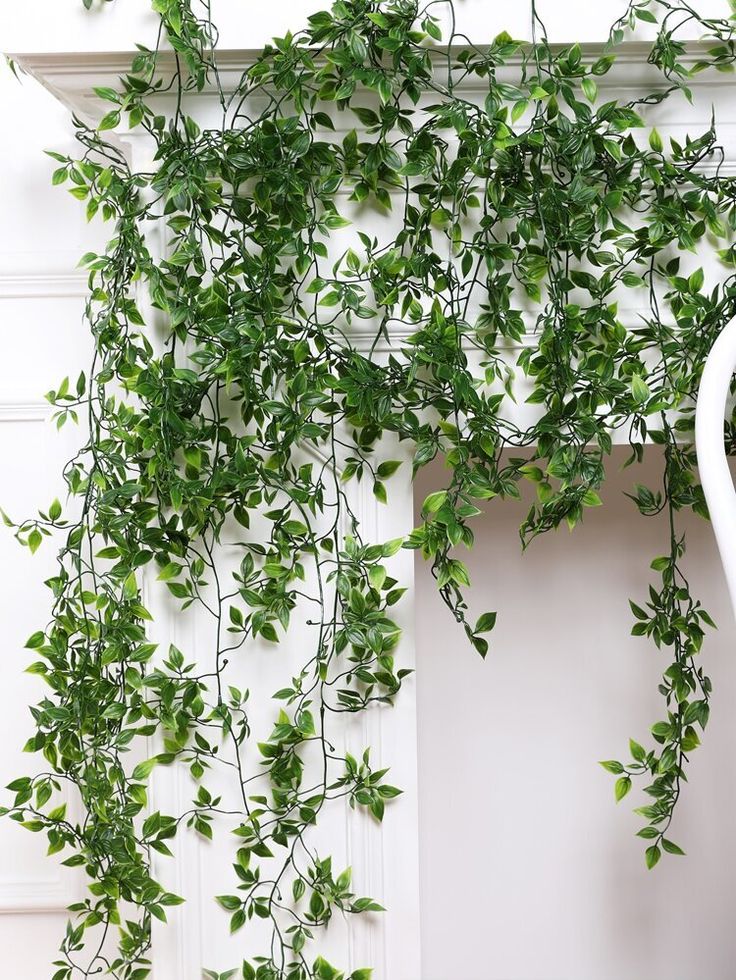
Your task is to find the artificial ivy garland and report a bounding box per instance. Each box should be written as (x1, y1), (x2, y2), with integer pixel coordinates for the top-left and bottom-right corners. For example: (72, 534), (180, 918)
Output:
(4, 0), (736, 977)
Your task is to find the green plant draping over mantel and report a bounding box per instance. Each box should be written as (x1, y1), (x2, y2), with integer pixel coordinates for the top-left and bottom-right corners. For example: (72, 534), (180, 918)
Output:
(4, 0), (736, 977)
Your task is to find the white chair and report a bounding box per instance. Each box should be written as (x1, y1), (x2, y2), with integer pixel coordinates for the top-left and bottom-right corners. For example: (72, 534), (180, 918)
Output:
(696, 318), (736, 617)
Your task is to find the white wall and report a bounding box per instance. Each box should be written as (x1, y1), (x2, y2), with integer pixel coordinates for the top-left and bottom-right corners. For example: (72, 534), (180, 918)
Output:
(2, 0), (731, 55)
(0, 64), (100, 971)
(415, 449), (736, 980)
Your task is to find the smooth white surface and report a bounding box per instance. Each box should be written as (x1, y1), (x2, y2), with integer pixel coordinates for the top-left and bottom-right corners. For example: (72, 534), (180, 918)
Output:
(696, 317), (736, 619)
(1, 0), (730, 55)
(415, 451), (736, 980)
(0, 64), (96, 972)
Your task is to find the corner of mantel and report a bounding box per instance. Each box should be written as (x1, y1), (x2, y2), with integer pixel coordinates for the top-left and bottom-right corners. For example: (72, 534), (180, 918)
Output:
(8, 48), (267, 118)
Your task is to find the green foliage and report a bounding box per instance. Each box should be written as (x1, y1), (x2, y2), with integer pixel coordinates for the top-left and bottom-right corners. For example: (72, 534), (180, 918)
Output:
(5, 0), (736, 975)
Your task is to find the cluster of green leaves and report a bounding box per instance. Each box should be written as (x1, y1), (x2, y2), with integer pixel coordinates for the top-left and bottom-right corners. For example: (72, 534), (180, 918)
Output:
(5, 0), (736, 976)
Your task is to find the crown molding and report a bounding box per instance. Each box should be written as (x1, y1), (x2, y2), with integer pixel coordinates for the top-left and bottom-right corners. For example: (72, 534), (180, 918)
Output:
(10, 40), (735, 120)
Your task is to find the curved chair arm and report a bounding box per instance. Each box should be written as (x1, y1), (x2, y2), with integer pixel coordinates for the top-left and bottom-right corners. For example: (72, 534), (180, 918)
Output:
(696, 317), (736, 619)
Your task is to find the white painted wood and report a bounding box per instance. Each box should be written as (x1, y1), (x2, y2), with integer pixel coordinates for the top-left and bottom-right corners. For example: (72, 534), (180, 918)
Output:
(0, 273), (86, 299)
(0, 410), (84, 921)
(3, 15), (736, 978)
(0, 62), (101, 969)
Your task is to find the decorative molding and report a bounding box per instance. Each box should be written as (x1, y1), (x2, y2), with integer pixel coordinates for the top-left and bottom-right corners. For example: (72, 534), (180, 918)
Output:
(162, 599), (204, 980)
(0, 392), (78, 915)
(11, 41), (736, 119)
(349, 307), (683, 356)
(0, 273), (87, 300)
(0, 874), (73, 914)
(0, 402), (49, 423)
(0, 779), (80, 914)
(344, 474), (389, 977)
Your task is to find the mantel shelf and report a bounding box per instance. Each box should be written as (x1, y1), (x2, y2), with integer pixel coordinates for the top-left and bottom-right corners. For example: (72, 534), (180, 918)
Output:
(13, 42), (732, 450)
(12, 38), (732, 121)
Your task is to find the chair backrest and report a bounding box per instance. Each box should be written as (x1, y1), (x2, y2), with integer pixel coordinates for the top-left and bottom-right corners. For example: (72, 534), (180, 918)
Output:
(696, 317), (736, 620)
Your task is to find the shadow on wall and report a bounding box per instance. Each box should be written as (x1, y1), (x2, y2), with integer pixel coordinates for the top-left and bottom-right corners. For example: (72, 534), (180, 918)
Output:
(414, 446), (736, 980)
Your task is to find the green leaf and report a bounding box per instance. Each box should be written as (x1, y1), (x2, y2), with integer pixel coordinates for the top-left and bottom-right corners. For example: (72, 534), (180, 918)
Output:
(448, 559), (470, 587)
(424, 17), (442, 41)
(95, 546), (120, 559)
(422, 491), (447, 514)
(622, 272), (646, 288)
(157, 562), (182, 581)
(352, 897), (385, 912)
(581, 77), (597, 103)
(230, 908), (246, 932)
(630, 374), (650, 404)
(382, 537), (404, 557)
(323, 214), (351, 230)
(645, 844), (661, 869)
(688, 267), (704, 292)
(314, 957), (339, 980)
(131, 758), (157, 782)
(511, 99), (528, 122)
(216, 895), (241, 911)
(123, 572), (138, 599)
(377, 460), (401, 479)
(599, 760), (623, 774)
(636, 826), (659, 839)
(649, 128), (663, 152)
(98, 110), (121, 131)
(93, 86), (120, 103)
(614, 776), (631, 802)
(475, 612), (497, 633)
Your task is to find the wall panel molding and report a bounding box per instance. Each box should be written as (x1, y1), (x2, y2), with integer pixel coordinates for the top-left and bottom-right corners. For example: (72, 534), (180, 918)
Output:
(0, 873), (74, 914)
(0, 273), (87, 300)
(0, 402), (49, 423)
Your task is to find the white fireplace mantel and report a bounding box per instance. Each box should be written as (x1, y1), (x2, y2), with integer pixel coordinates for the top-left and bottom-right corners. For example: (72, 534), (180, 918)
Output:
(6, 22), (736, 978)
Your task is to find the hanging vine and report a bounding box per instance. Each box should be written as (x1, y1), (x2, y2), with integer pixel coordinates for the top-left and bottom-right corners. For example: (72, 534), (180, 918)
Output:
(4, 0), (736, 977)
